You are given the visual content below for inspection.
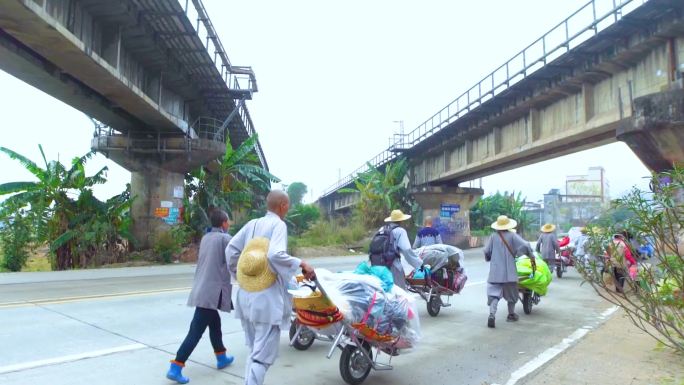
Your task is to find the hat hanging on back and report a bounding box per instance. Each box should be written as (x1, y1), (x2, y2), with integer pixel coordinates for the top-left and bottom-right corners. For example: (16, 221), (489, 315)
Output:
(491, 215), (517, 231)
(237, 237), (277, 292)
(385, 209), (411, 223)
(541, 223), (556, 233)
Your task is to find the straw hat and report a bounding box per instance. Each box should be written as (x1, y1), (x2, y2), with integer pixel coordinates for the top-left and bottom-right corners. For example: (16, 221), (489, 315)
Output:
(491, 215), (517, 231)
(385, 209), (411, 223)
(236, 237), (277, 292)
(541, 223), (556, 233)
(580, 227), (588, 234)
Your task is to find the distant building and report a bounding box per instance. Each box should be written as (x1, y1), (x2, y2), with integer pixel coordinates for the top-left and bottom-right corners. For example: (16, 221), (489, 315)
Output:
(542, 167), (610, 230)
(565, 166), (610, 205)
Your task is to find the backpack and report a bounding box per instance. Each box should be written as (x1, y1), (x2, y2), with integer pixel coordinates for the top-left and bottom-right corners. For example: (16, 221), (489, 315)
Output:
(368, 223), (399, 268)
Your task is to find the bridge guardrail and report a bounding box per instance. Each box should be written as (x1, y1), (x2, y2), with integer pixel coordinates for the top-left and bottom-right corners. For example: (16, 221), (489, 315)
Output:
(320, 0), (648, 199)
(179, 0), (268, 170)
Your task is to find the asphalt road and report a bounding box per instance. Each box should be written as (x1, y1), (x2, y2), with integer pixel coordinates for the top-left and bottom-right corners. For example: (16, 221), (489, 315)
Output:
(0, 250), (613, 385)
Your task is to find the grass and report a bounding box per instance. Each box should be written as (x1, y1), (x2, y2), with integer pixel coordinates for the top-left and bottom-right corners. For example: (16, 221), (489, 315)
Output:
(292, 218), (369, 249)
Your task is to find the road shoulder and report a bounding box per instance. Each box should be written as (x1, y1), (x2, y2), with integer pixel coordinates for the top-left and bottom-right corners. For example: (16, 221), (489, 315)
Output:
(519, 308), (684, 385)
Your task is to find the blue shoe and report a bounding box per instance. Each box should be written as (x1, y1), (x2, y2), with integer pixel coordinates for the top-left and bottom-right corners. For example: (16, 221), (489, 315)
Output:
(166, 361), (189, 384)
(216, 352), (234, 369)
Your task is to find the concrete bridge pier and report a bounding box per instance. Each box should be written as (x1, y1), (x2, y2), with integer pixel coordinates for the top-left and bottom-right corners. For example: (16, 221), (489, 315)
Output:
(92, 134), (225, 249)
(411, 186), (484, 248)
(618, 88), (684, 173)
(130, 169), (186, 250)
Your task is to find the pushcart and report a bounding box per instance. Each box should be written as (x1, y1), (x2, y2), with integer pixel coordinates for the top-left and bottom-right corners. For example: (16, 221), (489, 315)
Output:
(290, 277), (409, 385)
(405, 267), (466, 317)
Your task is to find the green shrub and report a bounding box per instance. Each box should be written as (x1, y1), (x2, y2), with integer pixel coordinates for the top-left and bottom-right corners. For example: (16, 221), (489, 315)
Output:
(294, 217), (368, 248)
(0, 216), (31, 272)
(153, 229), (182, 264)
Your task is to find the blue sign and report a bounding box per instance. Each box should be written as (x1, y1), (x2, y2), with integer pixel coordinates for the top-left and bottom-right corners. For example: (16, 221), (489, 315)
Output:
(440, 203), (460, 218)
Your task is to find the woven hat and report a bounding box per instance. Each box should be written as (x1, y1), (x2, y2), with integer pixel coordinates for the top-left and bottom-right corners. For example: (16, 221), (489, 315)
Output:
(236, 237), (277, 292)
(580, 227), (588, 234)
(385, 209), (411, 223)
(491, 215), (517, 231)
(541, 223), (556, 233)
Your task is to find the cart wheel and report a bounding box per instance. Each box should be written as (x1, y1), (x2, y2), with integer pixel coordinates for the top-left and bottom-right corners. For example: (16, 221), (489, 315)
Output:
(556, 263), (563, 278)
(339, 342), (372, 385)
(523, 291), (533, 314)
(289, 320), (315, 351)
(427, 295), (441, 317)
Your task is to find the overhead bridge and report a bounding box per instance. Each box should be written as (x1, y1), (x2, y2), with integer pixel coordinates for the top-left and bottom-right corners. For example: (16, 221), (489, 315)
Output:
(0, 0), (267, 247)
(319, 0), (684, 246)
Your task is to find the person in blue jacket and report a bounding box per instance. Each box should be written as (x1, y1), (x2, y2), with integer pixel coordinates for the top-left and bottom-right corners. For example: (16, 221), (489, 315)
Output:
(413, 216), (443, 248)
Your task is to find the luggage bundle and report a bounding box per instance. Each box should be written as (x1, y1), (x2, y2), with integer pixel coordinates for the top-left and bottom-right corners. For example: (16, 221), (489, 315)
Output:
(516, 252), (553, 295)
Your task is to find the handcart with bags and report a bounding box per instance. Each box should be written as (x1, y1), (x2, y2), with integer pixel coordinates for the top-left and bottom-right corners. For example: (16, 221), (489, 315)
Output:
(516, 252), (552, 314)
(289, 270), (421, 385)
(405, 244), (468, 316)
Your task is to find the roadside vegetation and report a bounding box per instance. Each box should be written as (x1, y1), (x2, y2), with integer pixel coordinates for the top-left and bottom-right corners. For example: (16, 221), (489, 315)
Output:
(577, 167), (684, 353)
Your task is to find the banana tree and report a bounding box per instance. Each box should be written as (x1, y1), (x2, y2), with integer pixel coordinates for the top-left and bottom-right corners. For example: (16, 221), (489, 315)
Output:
(340, 158), (410, 227)
(0, 145), (121, 270)
(184, 134), (280, 236)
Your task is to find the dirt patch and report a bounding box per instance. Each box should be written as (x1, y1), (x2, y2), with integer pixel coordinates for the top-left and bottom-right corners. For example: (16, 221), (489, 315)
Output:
(293, 245), (365, 259)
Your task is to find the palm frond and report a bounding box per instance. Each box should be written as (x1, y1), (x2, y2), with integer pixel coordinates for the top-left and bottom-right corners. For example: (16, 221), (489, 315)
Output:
(0, 147), (46, 180)
(0, 181), (39, 195)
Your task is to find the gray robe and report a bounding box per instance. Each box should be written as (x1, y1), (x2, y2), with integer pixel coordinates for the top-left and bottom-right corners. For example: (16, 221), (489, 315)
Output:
(536, 232), (560, 264)
(186, 228), (233, 312)
(388, 226), (423, 289)
(484, 230), (531, 283)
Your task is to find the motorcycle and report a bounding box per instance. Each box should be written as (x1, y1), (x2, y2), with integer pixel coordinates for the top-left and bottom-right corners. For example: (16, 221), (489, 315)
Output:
(554, 236), (575, 278)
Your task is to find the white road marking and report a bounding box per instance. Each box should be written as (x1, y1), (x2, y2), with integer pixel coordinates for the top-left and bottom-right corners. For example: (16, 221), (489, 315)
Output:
(0, 343), (147, 374)
(493, 305), (619, 385)
(0, 287), (191, 308)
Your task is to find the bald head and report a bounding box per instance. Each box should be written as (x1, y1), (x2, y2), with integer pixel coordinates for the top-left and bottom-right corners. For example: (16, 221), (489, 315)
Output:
(267, 190), (290, 219)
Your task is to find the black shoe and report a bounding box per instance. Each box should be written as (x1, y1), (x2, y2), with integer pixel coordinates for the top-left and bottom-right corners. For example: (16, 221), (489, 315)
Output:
(487, 315), (495, 328)
(506, 313), (519, 322)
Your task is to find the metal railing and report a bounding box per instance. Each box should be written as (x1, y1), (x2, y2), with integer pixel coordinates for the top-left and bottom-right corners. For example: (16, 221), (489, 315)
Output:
(320, 0), (648, 198)
(179, 0), (268, 169)
(189, 117), (225, 142)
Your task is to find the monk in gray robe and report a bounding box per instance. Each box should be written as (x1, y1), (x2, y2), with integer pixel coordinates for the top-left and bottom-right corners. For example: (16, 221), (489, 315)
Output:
(227, 191), (315, 385)
(484, 216), (534, 328)
(536, 223), (560, 270)
(166, 209), (234, 384)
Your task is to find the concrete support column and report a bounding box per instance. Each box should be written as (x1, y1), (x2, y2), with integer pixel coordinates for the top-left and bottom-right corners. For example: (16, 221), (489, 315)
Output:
(130, 169), (185, 249)
(411, 186), (484, 248)
(617, 88), (684, 172)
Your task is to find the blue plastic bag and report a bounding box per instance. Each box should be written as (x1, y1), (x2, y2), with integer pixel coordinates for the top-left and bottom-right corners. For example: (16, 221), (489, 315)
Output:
(354, 261), (394, 292)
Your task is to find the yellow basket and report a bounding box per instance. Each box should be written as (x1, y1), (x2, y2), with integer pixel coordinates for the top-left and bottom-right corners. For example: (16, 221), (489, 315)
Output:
(292, 290), (335, 312)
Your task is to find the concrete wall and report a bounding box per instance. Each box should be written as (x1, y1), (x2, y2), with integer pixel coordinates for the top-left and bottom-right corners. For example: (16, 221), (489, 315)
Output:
(411, 37), (678, 187)
(37, 0), (186, 121)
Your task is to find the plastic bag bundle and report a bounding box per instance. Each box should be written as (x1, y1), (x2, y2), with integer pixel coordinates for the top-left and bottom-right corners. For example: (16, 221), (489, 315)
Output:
(315, 269), (421, 349)
(516, 253), (552, 296)
(416, 244), (464, 271)
(353, 261), (394, 292)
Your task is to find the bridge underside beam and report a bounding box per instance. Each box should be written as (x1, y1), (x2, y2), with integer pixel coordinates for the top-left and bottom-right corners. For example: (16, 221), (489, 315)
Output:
(618, 88), (684, 172)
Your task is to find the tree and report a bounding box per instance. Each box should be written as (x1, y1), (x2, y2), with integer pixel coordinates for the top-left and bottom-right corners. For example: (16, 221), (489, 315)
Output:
(287, 182), (308, 206)
(0, 145), (131, 270)
(286, 203), (320, 235)
(577, 167), (684, 353)
(470, 191), (532, 236)
(340, 158), (411, 228)
(184, 134), (279, 237)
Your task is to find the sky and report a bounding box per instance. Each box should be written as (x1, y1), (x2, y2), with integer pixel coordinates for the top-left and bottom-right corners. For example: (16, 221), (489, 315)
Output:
(0, 0), (651, 205)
